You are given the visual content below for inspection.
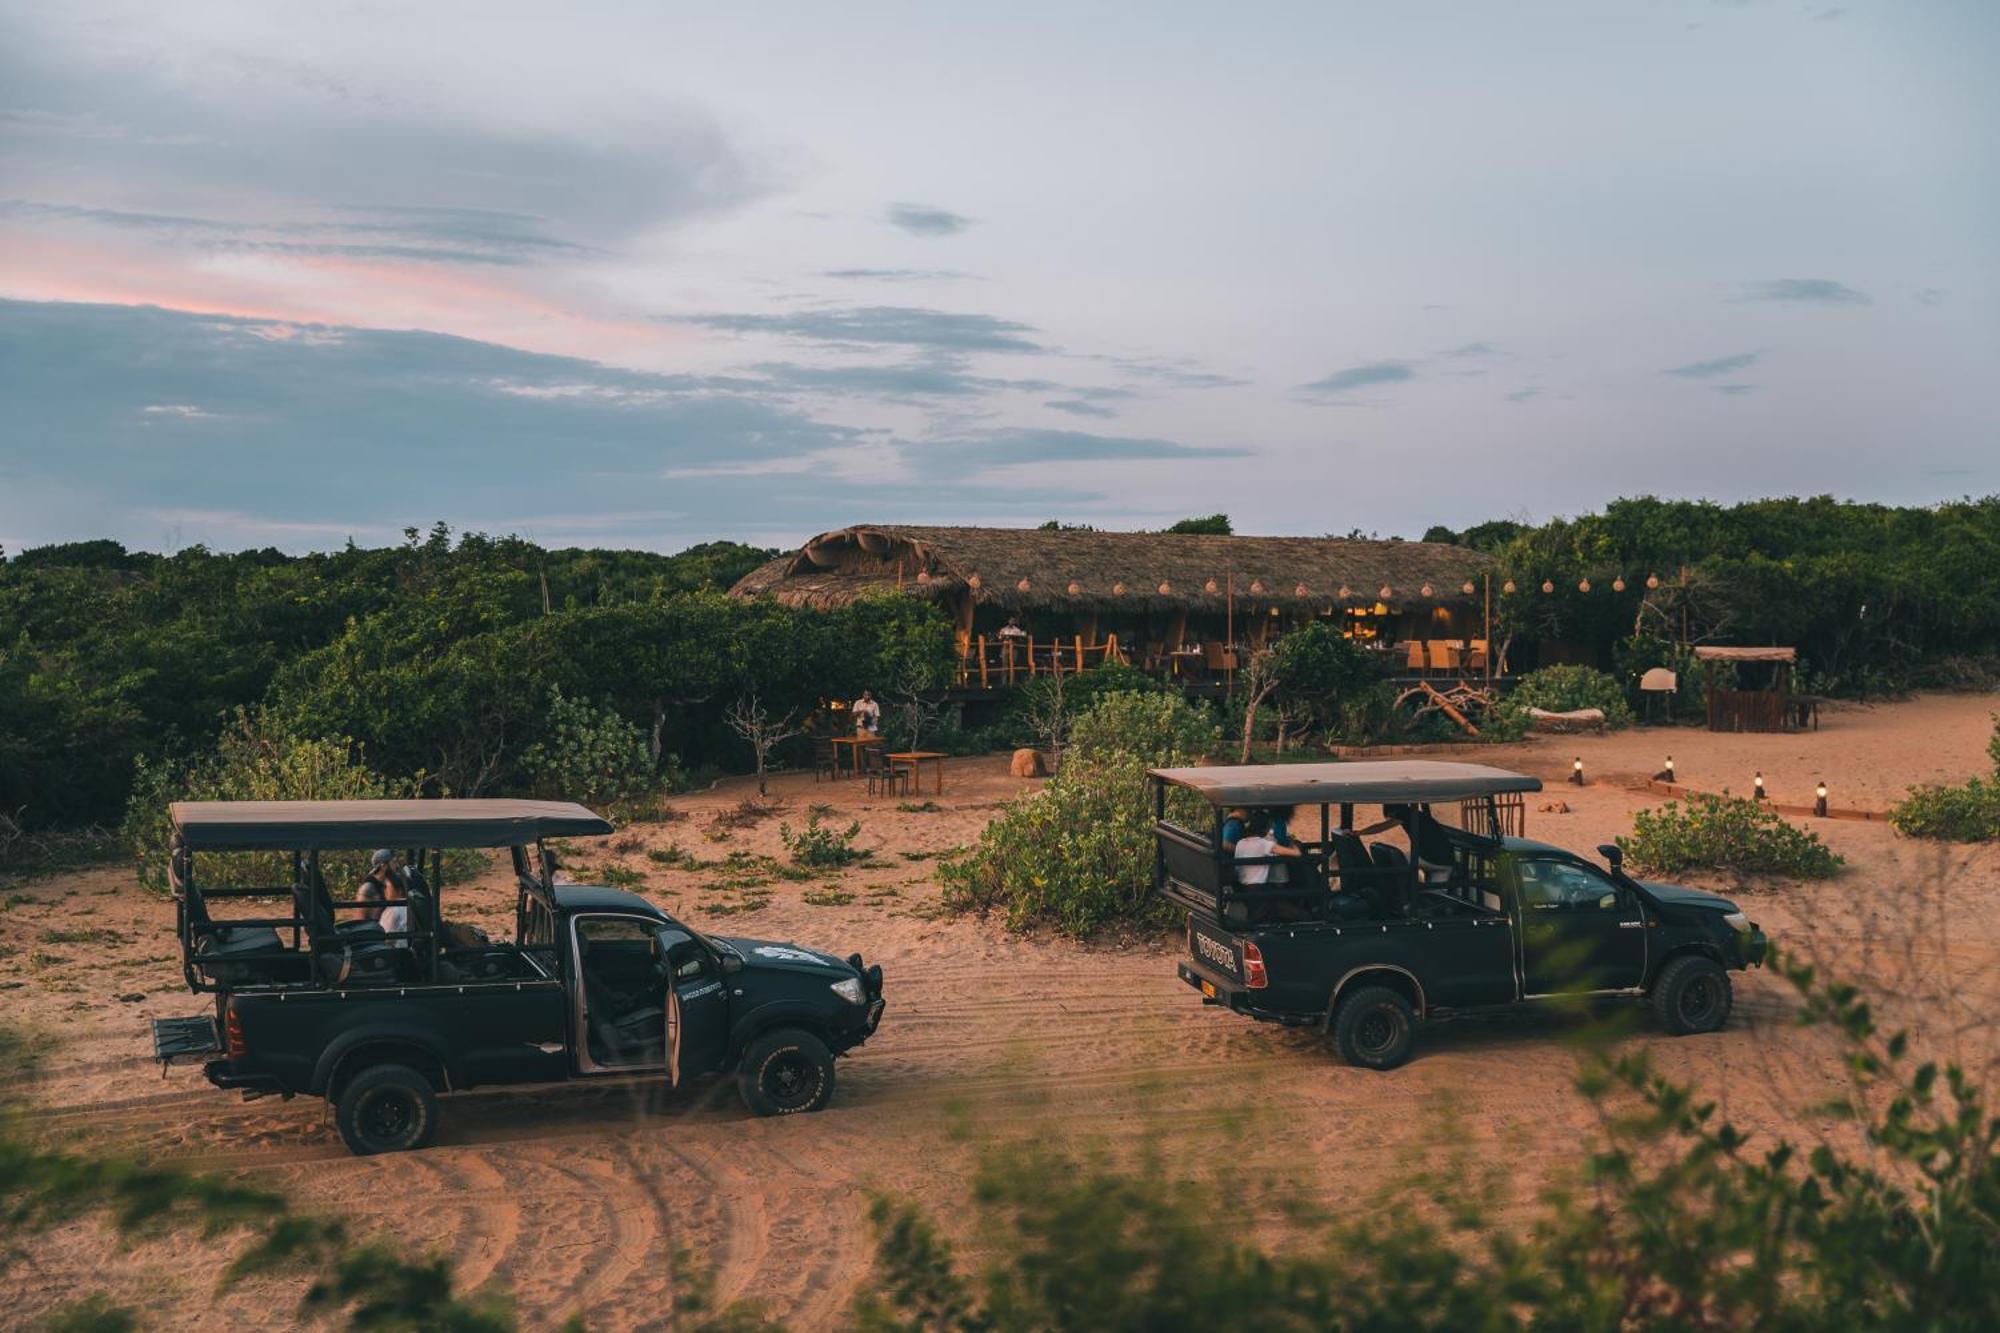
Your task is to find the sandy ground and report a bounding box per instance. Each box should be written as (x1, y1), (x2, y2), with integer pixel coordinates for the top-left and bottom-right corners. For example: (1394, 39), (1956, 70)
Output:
(2, 691), (1996, 1330)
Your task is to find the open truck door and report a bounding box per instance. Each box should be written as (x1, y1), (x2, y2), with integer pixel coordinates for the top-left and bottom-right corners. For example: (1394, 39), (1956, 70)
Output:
(659, 927), (729, 1089)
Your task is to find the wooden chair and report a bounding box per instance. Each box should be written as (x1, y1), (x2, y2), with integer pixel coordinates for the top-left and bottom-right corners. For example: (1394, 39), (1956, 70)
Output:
(1428, 641), (1457, 674)
(1404, 640), (1427, 673)
(1466, 640), (1489, 674)
(1202, 640), (1228, 673)
(811, 737), (837, 782)
(863, 745), (909, 799)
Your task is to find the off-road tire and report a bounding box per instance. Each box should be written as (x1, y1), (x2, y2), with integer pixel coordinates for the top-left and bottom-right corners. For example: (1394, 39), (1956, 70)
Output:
(1332, 985), (1417, 1070)
(1651, 955), (1733, 1035)
(737, 1028), (836, 1116)
(334, 1063), (439, 1155)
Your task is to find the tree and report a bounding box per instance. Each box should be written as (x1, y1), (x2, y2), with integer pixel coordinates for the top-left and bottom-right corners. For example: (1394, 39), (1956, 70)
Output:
(1017, 656), (1074, 771)
(1269, 620), (1379, 741)
(1163, 514), (1231, 535)
(723, 692), (803, 797)
(1235, 648), (1282, 762)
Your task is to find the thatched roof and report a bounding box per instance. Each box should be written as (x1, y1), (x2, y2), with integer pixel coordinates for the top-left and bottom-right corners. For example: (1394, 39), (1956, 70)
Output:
(729, 524), (1493, 614)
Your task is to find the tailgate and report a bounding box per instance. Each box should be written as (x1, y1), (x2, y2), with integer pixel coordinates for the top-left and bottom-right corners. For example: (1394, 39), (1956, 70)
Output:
(151, 1014), (220, 1064)
(1187, 918), (1245, 984)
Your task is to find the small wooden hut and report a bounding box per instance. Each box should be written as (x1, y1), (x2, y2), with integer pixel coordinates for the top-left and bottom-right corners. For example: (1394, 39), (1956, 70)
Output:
(1694, 646), (1798, 732)
(730, 524), (1496, 684)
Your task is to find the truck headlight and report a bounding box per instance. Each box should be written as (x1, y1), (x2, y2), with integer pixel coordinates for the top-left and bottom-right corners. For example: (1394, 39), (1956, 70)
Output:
(1723, 911), (1749, 933)
(831, 977), (867, 1005)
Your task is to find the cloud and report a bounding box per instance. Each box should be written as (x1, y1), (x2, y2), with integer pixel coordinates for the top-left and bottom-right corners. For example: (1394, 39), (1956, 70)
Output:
(1712, 384), (1759, 395)
(820, 268), (973, 282)
(1441, 342), (1497, 358)
(678, 305), (1044, 353)
(1299, 362), (1415, 395)
(885, 202), (975, 237)
(750, 360), (1058, 400)
(1045, 398), (1116, 418)
(1915, 288), (1945, 306)
(0, 35), (769, 259)
(1662, 351), (1759, 378)
(920, 428), (1242, 467)
(1731, 279), (1871, 305)
(1505, 387), (1540, 404)
(0, 299), (1234, 551)
(1100, 357), (1248, 389)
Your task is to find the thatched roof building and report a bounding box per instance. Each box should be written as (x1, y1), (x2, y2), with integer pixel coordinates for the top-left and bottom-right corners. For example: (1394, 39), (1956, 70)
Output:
(732, 525), (1492, 633)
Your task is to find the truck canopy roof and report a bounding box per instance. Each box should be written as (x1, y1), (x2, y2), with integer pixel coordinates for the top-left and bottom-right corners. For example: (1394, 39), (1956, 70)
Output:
(170, 799), (613, 851)
(1149, 760), (1543, 808)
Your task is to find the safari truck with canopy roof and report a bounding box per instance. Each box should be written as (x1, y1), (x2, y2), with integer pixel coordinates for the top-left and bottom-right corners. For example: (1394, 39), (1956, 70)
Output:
(152, 799), (885, 1154)
(1153, 761), (1767, 1068)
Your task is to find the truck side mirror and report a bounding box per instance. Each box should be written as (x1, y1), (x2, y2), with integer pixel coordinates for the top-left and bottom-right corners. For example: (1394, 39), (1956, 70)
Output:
(721, 953), (744, 975)
(1597, 843), (1624, 874)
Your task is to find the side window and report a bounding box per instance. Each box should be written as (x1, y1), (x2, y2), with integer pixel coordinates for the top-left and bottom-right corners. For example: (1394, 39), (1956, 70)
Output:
(1517, 858), (1621, 910)
(658, 928), (710, 981)
(576, 916), (657, 944)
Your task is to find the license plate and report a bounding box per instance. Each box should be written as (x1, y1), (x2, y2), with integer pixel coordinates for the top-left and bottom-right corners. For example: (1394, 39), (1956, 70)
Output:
(1191, 928), (1239, 977)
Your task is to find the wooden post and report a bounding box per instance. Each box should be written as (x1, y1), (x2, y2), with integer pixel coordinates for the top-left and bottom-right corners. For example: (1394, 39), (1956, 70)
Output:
(1483, 572), (1492, 684)
(1225, 573), (1235, 698)
(1027, 636), (1035, 678)
(1074, 634), (1084, 673)
(1105, 631), (1119, 665)
(979, 635), (989, 690)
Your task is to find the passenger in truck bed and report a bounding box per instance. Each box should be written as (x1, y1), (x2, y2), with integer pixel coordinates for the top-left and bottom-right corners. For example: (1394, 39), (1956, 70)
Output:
(1233, 811), (1301, 885)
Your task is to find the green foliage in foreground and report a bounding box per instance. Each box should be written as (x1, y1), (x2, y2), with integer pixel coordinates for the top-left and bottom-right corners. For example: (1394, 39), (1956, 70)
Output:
(1889, 713), (2000, 842)
(520, 686), (663, 815)
(780, 812), (867, 868)
(940, 691), (1217, 935)
(857, 953), (1999, 1332)
(1619, 792), (1843, 879)
(1504, 664), (1635, 727)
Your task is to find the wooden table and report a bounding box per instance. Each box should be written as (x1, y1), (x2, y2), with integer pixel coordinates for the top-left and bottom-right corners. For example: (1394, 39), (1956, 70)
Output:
(829, 734), (881, 779)
(887, 751), (947, 795)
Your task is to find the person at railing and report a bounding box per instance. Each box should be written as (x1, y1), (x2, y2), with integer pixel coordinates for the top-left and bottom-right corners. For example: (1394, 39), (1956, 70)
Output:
(998, 617), (1027, 641)
(1219, 805), (1252, 854)
(851, 689), (881, 736)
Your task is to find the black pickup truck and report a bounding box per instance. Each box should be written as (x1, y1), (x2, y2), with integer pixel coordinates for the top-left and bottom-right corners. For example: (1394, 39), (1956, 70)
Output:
(152, 799), (885, 1153)
(1151, 762), (1767, 1068)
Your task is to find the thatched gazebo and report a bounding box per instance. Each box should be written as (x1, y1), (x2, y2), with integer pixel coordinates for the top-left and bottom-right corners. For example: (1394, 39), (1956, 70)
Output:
(731, 525), (1495, 684)
(1693, 645), (1801, 732)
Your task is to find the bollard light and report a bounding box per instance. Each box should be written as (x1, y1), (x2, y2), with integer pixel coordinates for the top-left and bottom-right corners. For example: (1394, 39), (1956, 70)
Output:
(1816, 781), (1828, 818)
(1571, 756), (1585, 786)
(1664, 755), (1675, 783)
(1754, 772), (1766, 801)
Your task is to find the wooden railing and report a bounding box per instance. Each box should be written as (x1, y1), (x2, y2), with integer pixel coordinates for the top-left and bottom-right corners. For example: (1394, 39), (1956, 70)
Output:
(956, 634), (1125, 688)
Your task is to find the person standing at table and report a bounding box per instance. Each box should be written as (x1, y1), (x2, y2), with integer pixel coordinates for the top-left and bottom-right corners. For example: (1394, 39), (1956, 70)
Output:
(852, 689), (881, 736)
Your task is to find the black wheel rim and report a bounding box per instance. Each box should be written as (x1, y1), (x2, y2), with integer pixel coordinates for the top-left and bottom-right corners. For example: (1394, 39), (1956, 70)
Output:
(1678, 975), (1718, 1025)
(1356, 1008), (1399, 1057)
(764, 1051), (819, 1109)
(359, 1088), (418, 1146)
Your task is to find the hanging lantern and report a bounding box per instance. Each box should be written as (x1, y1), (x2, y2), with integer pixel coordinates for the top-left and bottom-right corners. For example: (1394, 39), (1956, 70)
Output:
(915, 569), (931, 585)
(1541, 579), (1555, 594)
(1612, 576), (1626, 593)
(967, 573), (982, 590)
(1462, 580), (1476, 595)
(1337, 584), (1352, 599)
(1379, 584), (1393, 599)
(1067, 580), (1081, 595)
(1578, 578), (1591, 593)
(1420, 582), (1435, 598)
(1158, 581), (1172, 595)
(1016, 577), (1031, 593)
(1646, 573), (1661, 590)
(1111, 581), (1125, 596)
(1502, 579), (1517, 595)
(1249, 579), (1265, 595)
(1204, 577), (1219, 594)
(1294, 582), (1309, 598)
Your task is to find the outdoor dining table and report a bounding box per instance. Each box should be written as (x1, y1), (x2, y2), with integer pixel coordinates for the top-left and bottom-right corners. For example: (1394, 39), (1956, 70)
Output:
(887, 751), (947, 795)
(829, 734), (882, 779)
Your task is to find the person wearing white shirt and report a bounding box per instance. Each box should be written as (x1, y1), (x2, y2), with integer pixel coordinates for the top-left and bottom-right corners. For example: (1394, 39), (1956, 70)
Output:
(852, 689), (882, 735)
(1233, 812), (1302, 885)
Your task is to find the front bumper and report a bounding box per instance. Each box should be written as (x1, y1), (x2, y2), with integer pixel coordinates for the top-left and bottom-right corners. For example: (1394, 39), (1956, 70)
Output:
(1739, 928), (1770, 968)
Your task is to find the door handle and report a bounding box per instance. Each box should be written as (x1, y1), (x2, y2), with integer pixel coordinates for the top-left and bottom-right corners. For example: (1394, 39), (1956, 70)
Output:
(1617, 920), (1643, 929)
(526, 1040), (563, 1053)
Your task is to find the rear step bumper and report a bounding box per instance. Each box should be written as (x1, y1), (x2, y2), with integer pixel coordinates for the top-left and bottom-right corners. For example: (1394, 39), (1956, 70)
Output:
(1177, 962), (1303, 1024)
(203, 1060), (290, 1098)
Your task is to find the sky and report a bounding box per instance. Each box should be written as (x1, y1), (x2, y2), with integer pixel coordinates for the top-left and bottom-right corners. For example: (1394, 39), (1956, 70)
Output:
(2, 0), (1996, 555)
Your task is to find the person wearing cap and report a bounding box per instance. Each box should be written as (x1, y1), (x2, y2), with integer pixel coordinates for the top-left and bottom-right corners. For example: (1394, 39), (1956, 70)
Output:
(362, 850), (413, 943)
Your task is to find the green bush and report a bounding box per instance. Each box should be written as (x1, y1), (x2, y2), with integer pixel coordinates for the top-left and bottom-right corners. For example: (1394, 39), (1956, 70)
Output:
(122, 709), (417, 895)
(1617, 791), (1842, 878)
(1505, 664), (1634, 726)
(518, 686), (659, 813)
(940, 692), (1216, 935)
(1269, 620), (1380, 738)
(780, 812), (867, 868)
(1890, 777), (2000, 842)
